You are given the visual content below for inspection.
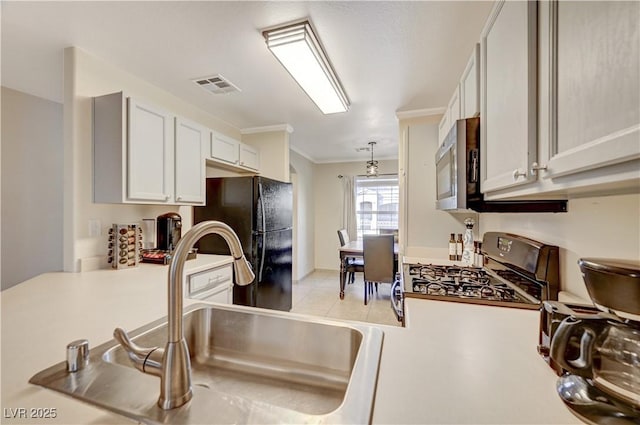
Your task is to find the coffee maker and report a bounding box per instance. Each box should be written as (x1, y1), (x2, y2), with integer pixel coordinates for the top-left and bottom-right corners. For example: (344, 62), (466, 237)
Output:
(550, 258), (640, 424)
(156, 212), (182, 252)
(141, 212), (183, 264)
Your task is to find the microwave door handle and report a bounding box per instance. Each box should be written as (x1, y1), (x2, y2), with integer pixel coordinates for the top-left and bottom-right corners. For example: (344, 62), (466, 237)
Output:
(469, 149), (479, 183)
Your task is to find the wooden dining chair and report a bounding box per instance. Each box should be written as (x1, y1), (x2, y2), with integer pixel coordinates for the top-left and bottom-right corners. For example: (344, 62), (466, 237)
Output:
(337, 229), (363, 284)
(363, 234), (395, 305)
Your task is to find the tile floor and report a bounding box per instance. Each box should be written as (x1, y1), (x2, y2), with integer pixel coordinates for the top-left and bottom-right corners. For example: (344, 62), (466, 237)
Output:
(290, 269), (401, 327)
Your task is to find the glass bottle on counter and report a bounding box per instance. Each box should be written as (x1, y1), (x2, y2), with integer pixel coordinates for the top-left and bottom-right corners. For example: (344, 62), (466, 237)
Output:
(462, 218), (475, 265)
(449, 233), (457, 260)
(456, 233), (463, 261)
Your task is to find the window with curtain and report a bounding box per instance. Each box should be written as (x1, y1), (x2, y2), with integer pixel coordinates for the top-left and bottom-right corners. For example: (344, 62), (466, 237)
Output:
(355, 175), (399, 239)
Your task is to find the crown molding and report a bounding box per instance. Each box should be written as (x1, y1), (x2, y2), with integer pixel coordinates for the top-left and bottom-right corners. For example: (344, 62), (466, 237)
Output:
(241, 124), (294, 134)
(395, 107), (446, 120)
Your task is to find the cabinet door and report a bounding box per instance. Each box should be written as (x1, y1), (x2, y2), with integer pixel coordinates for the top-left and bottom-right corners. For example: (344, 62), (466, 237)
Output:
(543, 0), (640, 179)
(175, 117), (205, 204)
(127, 98), (173, 202)
(438, 113), (450, 146)
(481, 0), (538, 192)
(460, 44), (480, 119)
(239, 143), (260, 170)
(447, 87), (461, 124)
(210, 132), (240, 164)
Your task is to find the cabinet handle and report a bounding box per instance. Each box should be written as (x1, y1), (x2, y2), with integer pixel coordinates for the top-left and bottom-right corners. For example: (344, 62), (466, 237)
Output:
(164, 194), (170, 200)
(234, 159), (239, 164)
(530, 162), (548, 176)
(512, 169), (527, 180)
(176, 196), (183, 201)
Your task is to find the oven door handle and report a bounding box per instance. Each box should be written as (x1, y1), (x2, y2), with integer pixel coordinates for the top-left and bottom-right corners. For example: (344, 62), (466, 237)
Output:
(390, 277), (404, 322)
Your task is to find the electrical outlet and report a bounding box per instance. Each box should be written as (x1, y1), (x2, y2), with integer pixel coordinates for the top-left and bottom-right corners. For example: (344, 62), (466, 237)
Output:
(89, 219), (101, 237)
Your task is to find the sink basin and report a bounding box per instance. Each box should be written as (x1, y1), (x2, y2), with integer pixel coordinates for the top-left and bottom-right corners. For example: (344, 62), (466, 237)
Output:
(30, 303), (384, 424)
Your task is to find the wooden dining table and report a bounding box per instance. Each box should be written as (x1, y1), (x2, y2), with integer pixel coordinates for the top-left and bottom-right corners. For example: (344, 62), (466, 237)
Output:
(338, 240), (399, 299)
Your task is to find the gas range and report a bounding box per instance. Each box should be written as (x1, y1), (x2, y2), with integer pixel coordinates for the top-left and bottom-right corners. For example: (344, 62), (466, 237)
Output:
(402, 232), (560, 310)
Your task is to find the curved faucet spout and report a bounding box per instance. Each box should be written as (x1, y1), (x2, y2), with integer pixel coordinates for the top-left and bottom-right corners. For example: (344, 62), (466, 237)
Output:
(160, 220), (255, 410)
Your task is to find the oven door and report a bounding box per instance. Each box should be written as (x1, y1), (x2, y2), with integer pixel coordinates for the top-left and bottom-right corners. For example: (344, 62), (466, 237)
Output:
(435, 127), (459, 211)
(390, 274), (404, 324)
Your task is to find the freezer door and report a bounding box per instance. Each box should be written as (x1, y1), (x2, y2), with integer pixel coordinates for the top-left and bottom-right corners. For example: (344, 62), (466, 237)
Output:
(254, 177), (292, 233)
(194, 177), (254, 255)
(252, 228), (292, 311)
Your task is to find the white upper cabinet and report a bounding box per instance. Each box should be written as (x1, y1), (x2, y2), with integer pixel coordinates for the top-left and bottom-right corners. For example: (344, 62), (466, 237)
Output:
(482, 0), (639, 200)
(438, 87), (462, 145)
(480, 0), (538, 194)
(541, 0), (640, 180)
(239, 143), (260, 171)
(174, 117), (206, 204)
(438, 112), (450, 146)
(93, 92), (206, 205)
(210, 132), (240, 165)
(460, 44), (480, 119)
(126, 98), (174, 202)
(208, 132), (260, 173)
(447, 87), (461, 125)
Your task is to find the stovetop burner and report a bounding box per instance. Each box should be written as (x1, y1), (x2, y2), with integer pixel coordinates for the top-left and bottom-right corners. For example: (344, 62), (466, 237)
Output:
(401, 233), (559, 310)
(404, 263), (539, 308)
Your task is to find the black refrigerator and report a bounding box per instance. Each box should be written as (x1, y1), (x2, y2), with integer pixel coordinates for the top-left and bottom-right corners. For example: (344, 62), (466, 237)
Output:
(193, 176), (293, 311)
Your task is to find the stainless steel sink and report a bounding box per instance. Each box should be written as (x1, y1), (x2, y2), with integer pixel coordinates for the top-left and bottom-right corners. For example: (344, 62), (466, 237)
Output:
(30, 303), (384, 424)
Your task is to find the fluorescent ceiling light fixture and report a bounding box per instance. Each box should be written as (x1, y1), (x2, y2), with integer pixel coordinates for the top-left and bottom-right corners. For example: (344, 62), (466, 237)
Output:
(263, 20), (350, 114)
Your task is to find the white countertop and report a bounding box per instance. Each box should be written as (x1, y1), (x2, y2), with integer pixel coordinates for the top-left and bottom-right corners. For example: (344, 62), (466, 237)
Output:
(1, 254), (580, 424)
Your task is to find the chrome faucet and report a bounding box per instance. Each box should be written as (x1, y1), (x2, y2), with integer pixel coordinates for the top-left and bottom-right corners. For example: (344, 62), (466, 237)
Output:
(114, 221), (255, 410)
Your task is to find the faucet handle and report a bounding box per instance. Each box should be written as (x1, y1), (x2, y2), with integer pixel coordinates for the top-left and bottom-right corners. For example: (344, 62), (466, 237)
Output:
(113, 328), (163, 377)
(66, 339), (89, 372)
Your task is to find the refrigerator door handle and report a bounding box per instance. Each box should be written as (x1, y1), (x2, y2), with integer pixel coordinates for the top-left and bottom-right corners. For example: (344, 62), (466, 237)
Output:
(258, 182), (266, 233)
(259, 235), (266, 282)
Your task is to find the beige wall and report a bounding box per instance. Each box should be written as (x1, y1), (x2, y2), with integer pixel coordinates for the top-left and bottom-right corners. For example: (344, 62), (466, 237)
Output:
(1, 87), (64, 289)
(64, 47), (242, 271)
(479, 193), (640, 300)
(242, 130), (290, 183)
(289, 150), (315, 280)
(399, 115), (476, 258)
(314, 159), (398, 270)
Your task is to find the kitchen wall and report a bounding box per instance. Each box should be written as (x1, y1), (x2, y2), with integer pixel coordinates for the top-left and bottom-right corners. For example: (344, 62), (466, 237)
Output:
(1, 87), (63, 289)
(314, 159), (398, 270)
(480, 193), (640, 301)
(399, 115), (476, 259)
(242, 128), (291, 183)
(289, 150), (315, 280)
(64, 47), (241, 272)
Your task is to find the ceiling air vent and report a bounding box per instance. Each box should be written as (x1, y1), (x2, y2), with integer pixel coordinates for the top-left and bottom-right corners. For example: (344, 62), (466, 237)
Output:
(192, 74), (241, 94)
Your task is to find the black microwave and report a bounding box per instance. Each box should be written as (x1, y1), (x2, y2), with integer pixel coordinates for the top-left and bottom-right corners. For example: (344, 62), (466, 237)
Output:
(435, 117), (567, 213)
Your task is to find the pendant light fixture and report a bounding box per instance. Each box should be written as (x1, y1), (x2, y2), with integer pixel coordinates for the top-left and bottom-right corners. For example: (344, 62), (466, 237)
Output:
(366, 142), (379, 177)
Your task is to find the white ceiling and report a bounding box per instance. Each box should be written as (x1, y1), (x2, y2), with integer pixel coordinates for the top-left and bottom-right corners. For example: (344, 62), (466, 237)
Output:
(1, 1), (493, 163)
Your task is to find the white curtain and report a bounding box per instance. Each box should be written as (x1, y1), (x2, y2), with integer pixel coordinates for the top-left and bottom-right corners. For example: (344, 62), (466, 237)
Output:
(341, 175), (357, 241)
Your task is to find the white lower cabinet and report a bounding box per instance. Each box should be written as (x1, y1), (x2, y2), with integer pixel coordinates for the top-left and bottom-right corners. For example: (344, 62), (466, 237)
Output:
(93, 92), (205, 205)
(186, 263), (233, 304)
